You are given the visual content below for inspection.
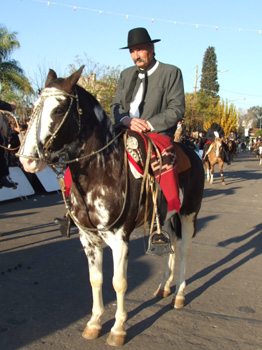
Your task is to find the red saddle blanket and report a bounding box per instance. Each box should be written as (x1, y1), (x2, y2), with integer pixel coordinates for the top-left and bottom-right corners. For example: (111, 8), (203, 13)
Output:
(64, 133), (181, 213)
(127, 132), (180, 213)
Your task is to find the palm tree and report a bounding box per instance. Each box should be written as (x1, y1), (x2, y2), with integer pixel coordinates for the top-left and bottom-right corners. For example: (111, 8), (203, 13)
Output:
(0, 25), (33, 101)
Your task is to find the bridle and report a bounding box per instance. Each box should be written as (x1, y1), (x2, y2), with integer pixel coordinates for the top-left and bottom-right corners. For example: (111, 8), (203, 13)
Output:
(17, 86), (128, 232)
(17, 88), (81, 167)
(16, 86), (157, 236)
(17, 88), (125, 172)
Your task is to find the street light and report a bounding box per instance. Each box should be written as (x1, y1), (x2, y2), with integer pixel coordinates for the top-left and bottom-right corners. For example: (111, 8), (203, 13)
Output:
(189, 66), (228, 134)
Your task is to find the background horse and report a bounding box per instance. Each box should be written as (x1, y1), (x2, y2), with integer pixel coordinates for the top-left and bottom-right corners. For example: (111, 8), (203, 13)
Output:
(205, 137), (226, 185)
(18, 66), (204, 346)
(253, 141), (262, 165)
(227, 139), (237, 162)
(259, 143), (262, 166)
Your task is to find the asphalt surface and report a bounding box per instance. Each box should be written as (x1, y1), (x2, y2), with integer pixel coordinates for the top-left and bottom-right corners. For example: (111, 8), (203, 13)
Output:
(0, 151), (261, 350)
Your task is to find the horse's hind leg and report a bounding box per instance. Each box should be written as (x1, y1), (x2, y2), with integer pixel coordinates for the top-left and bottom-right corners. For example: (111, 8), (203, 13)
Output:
(219, 162), (225, 185)
(80, 233), (104, 340)
(171, 213), (195, 309)
(154, 217), (177, 298)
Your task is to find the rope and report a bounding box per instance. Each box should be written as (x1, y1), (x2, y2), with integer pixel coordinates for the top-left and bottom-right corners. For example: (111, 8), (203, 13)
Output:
(53, 132), (129, 232)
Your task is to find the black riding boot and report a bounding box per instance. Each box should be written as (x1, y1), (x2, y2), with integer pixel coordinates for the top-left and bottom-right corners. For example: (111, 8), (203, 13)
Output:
(0, 176), (17, 188)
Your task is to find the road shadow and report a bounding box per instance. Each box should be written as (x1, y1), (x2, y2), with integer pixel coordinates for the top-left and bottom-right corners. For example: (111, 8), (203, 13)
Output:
(203, 186), (241, 199)
(185, 223), (262, 304)
(0, 229), (159, 349)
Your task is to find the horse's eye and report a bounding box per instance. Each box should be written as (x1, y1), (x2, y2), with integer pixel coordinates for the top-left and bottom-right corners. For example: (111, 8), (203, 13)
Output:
(55, 108), (64, 115)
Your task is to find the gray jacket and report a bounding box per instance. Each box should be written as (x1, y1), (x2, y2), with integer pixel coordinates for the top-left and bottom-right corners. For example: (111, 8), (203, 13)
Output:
(110, 62), (185, 138)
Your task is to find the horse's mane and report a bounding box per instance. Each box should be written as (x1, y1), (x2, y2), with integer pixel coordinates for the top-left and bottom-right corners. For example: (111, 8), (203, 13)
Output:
(76, 84), (100, 109)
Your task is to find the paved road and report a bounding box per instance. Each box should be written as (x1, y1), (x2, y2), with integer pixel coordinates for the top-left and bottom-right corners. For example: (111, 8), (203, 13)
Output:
(0, 151), (261, 350)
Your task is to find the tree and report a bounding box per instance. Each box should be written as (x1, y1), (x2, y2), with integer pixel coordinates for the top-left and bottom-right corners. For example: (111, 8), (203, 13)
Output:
(185, 90), (218, 132)
(68, 54), (121, 117)
(0, 25), (33, 103)
(203, 100), (239, 138)
(200, 46), (219, 98)
(247, 106), (262, 128)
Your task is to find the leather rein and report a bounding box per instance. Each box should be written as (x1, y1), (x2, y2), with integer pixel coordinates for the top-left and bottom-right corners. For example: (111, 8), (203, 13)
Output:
(17, 87), (160, 235)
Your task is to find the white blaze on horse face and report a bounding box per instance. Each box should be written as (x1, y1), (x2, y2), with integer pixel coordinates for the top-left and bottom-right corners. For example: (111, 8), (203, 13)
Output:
(19, 89), (66, 173)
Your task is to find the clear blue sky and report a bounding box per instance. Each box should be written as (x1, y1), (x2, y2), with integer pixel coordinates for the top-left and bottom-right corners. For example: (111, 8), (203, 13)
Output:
(2, 0), (262, 112)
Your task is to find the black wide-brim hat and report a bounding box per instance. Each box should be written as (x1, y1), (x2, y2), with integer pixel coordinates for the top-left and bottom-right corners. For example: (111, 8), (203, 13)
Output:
(120, 27), (161, 49)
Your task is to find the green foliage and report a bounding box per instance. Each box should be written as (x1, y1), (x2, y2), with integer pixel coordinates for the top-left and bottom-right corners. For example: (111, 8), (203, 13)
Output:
(200, 46), (219, 98)
(0, 24), (34, 112)
(69, 54), (121, 117)
(203, 100), (239, 137)
(185, 89), (239, 136)
(185, 90), (218, 131)
(255, 129), (262, 136)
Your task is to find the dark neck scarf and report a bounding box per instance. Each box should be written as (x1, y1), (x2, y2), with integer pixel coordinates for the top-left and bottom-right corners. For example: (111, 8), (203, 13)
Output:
(126, 59), (157, 115)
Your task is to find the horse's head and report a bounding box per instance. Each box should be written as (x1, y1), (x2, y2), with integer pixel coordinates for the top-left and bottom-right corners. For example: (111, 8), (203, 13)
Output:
(18, 66), (85, 173)
(214, 137), (224, 158)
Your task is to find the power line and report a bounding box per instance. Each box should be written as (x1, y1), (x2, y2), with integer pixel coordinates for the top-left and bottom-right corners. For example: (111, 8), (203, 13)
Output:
(33, 0), (262, 35)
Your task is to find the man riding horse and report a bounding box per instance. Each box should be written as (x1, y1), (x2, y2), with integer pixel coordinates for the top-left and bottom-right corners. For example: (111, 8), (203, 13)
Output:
(55, 27), (185, 236)
(203, 122), (230, 165)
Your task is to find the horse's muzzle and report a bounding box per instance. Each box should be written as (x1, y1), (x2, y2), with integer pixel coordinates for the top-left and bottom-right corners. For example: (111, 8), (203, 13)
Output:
(19, 157), (47, 173)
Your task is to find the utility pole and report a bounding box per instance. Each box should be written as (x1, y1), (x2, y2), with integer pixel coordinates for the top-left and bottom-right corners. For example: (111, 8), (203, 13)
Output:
(193, 65), (198, 95)
(189, 65), (198, 135)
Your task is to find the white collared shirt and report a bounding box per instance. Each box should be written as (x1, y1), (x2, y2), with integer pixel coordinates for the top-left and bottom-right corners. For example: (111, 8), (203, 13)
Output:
(129, 61), (159, 118)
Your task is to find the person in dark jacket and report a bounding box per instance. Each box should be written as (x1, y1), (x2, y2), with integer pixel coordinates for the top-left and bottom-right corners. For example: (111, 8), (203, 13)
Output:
(110, 27), (185, 139)
(203, 122), (230, 164)
(0, 100), (16, 112)
(0, 100), (18, 188)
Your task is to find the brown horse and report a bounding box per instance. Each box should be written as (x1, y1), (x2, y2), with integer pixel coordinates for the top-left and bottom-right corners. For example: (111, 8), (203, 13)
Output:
(205, 137), (226, 185)
(18, 66), (204, 346)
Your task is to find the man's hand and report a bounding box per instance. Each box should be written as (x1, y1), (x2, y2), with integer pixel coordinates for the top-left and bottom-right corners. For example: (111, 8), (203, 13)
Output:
(121, 117), (151, 133)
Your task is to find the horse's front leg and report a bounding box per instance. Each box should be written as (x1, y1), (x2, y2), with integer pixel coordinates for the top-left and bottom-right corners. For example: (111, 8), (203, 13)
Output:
(105, 233), (129, 346)
(219, 161), (225, 185)
(205, 162), (211, 182)
(79, 232), (104, 340)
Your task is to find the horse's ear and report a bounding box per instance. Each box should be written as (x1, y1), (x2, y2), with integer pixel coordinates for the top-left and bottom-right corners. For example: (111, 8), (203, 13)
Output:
(62, 65), (85, 93)
(45, 69), (57, 87)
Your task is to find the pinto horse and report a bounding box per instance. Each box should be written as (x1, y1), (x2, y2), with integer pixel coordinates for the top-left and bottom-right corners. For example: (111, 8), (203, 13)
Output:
(205, 137), (226, 185)
(18, 66), (204, 346)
